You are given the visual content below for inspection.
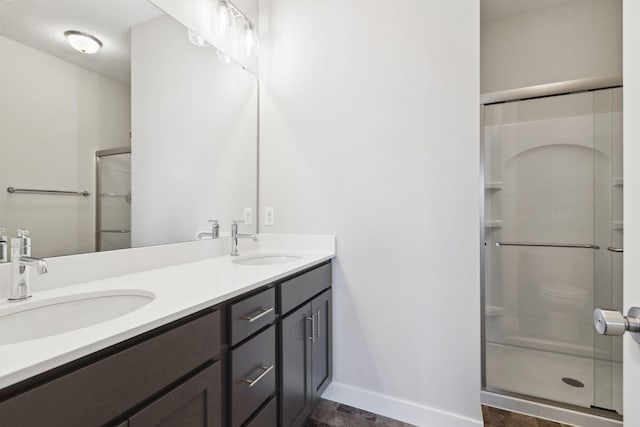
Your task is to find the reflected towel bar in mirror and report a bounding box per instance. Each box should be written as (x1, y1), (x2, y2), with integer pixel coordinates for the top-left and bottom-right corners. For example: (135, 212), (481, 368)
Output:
(96, 230), (131, 234)
(7, 187), (90, 197)
(495, 242), (600, 250)
(607, 247), (624, 253)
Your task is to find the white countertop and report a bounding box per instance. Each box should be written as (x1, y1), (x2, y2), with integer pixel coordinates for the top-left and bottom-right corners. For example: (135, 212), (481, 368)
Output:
(0, 234), (335, 390)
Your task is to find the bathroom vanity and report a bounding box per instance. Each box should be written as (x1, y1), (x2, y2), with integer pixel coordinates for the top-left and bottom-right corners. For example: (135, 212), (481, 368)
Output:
(0, 238), (334, 427)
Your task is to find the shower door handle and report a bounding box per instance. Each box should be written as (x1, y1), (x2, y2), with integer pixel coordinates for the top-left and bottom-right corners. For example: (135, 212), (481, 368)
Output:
(594, 308), (640, 343)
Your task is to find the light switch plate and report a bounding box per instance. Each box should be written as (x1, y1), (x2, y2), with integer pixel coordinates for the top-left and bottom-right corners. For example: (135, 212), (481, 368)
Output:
(264, 207), (275, 226)
(243, 207), (253, 225)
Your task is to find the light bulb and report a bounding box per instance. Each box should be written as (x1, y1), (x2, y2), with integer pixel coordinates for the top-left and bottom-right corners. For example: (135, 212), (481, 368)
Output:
(64, 30), (102, 54)
(217, 0), (236, 39)
(244, 24), (259, 58)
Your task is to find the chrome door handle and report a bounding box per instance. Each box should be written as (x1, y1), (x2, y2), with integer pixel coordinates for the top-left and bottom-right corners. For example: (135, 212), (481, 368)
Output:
(242, 307), (274, 323)
(242, 365), (274, 387)
(594, 308), (640, 343)
(306, 315), (316, 343)
(315, 310), (321, 340)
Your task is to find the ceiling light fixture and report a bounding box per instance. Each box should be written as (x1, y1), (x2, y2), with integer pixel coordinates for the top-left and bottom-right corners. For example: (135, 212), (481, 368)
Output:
(64, 30), (102, 54)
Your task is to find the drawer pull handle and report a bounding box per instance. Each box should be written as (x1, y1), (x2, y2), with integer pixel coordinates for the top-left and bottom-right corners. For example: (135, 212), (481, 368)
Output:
(242, 364), (275, 387)
(315, 310), (321, 340)
(306, 315), (316, 343)
(243, 307), (274, 323)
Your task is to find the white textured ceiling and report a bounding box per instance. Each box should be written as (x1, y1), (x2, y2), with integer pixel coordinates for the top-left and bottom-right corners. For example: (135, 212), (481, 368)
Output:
(481, 0), (577, 22)
(0, 0), (164, 83)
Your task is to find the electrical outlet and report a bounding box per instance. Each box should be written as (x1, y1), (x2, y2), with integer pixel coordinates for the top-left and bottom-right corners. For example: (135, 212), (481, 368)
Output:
(264, 207), (275, 226)
(243, 207), (253, 225)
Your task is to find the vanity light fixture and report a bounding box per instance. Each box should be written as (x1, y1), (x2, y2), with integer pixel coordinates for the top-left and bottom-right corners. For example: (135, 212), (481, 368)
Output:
(214, 0), (259, 58)
(64, 30), (102, 54)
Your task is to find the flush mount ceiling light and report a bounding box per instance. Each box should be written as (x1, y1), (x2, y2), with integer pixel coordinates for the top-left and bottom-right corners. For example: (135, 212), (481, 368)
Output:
(64, 30), (102, 54)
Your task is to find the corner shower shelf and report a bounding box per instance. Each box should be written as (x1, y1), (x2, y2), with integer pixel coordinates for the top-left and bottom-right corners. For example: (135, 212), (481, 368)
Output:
(484, 182), (504, 191)
(485, 220), (504, 229)
(613, 177), (623, 187)
(613, 221), (624, 230)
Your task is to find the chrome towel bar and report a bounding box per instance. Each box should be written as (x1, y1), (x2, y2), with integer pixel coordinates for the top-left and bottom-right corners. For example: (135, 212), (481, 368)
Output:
(7, 187), (90, 197)
(496, 242), (600, 250)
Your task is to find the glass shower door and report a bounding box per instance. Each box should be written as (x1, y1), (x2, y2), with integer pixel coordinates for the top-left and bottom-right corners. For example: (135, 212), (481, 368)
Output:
(96, 148), (131, 252)
(592, 88), (623, 414)
(483, 88), (623, 414)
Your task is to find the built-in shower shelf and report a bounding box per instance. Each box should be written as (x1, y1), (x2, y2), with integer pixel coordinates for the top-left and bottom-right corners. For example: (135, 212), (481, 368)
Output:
(485, 220), (504, 229)
(613, 221), (624, 230)
(485, 182), (504, 191)
(485, 306), (503, 317)
(613, 177), (623, 187)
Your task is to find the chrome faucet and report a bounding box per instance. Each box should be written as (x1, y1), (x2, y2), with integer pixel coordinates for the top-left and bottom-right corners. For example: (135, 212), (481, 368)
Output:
(197, 219), (220, 240)
(0, 228), (7, 264)
(231, 220), (257, 256)
(9, 229), (48, 301)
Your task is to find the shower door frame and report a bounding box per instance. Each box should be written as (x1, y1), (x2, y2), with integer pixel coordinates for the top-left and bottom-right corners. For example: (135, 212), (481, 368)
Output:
(479, 77), (623, 426)
(95, 147), (132, 252)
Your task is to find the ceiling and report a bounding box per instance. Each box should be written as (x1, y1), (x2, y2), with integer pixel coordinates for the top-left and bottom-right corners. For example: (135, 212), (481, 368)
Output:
(481, 0), (577, 22)
(0, 0), (164, 84)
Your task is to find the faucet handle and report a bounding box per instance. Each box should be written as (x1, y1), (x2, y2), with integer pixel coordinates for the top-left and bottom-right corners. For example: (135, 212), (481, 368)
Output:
(231, 219), (245, 224)
(17, 229), (30, 238)
(208, 219), (220, 225)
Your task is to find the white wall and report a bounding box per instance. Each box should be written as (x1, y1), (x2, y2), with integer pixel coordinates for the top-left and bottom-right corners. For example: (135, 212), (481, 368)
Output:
(481, 0), (622, 94)
(0, 35), (131, 258)
(131, 15), (258, 247)
(259, 1), (481, 425)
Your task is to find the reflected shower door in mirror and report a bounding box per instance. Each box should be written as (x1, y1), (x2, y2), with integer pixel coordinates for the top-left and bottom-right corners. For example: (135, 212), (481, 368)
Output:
(0, 0), (258, 259)
(482, 88), (623, 414)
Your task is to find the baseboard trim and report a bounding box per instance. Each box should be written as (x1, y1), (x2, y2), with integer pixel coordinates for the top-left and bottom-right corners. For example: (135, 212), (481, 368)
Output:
(322, 382), (483, 427)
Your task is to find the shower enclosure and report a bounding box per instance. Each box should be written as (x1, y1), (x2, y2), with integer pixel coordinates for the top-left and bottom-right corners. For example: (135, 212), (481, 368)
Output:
(482, 88), (623, 418)
(95, 148), (132, 252)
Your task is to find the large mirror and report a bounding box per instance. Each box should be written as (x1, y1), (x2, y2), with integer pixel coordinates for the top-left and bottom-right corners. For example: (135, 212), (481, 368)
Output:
(0, 0), (258, 258)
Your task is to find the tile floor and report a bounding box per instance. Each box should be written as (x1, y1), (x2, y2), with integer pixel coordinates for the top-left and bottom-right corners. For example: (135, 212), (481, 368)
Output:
(304, 399), (579, 427)
(304, 399), (415, 427)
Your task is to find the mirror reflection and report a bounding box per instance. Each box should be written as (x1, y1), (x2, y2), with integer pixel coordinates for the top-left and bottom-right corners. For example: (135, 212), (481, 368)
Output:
(0, 0), (258, 259)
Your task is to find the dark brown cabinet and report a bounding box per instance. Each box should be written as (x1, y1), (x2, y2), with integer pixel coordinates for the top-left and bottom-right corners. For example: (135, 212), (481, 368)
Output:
(280, 302), (313, 427)
(0, 261), (332, 427)
(311, 289), (332, 403)
(0, 310), (222, 427)
(279, 263), (333, 427)
(128, 362), (222, 427)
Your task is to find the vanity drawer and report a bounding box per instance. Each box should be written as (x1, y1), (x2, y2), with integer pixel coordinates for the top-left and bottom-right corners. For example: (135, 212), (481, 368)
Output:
(230, 325), (276, 427)
(0, 310), (221, 427)
(280, 263), (332, 315)
(246, 396), (277, 427)
(230, 287), (276, 346)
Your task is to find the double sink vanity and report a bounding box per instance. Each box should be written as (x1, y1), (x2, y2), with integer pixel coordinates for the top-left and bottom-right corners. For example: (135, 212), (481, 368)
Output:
(0, 235), (335, 427)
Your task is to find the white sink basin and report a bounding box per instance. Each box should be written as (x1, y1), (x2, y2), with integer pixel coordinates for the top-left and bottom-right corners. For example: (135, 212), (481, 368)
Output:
(0, 289), (155, 345)
(233, 253), (302, 266)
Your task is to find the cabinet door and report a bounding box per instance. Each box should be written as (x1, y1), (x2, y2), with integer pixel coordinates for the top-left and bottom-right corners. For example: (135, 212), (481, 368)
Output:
(128, 362), (222, 427)
(280, 303), (313, 427)
(311, 289), (332, 404)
